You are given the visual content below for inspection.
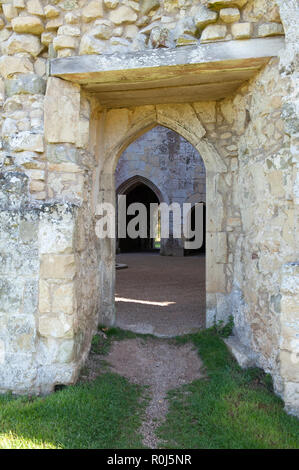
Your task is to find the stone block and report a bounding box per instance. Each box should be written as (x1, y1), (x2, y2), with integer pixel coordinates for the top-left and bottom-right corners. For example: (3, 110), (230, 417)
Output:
(12, 17), (44, 35)
(39, 280), (51, 313)
(9, 132), (44, 153)
(281, 325), (299, 351)
(156, 103), (206, 143)
(225, 336), (257, 368)
(44, 5), (60, 18)
(45, 18), (63, 31)
(82, 0), (104, 22)
(0, 278), (24, 314)
(46, 144), (78, 164)
(140, 0), (160, 16)
(56, 340), (76, 363)
(280, 350), (299, 382)
(258, 23), (284, 38)
(52, 283), (75, 315)
(79, 34), (107, 54)
(109, 5), (138, 25)
(284, 382), (299, 418)
(44, 77), (80, 144)
(5, 74), (46, 97)
(40, 254), (76, 280)
(19, 219), (38, 244)
(41, 32), (54, 46)
(90, 23), (113, 40)
(207, 0), (248, 9)
(13, 0), (26, 8)
(267, 170), (285, 197)
(231, 22), (252, 39)
(193, 102), (216, 123)
(206, 261), (227, 293)
(38, 210), (75, 255)
(104, 0), (119, 9)
(219, 8), (240, 23)
(27, 0), (44, 16)
(207, 232), (228, 263)
(58, 25), (81, 37)
(7, 315), (36, 353)
(39, 313), (74, 339)
(53, 35), (77, 51)
(2, 34), (43, 58)
(194, 5), (218, 30)
(0, 56), (34, 79)
(201, 25), (227, 42)
(2, 4), (17, 20)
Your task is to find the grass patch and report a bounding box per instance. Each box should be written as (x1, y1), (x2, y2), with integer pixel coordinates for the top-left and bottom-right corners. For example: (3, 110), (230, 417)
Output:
(0, 373), (146, 449)
(1, 327), (298, 449)
(158, 329), (299, 449)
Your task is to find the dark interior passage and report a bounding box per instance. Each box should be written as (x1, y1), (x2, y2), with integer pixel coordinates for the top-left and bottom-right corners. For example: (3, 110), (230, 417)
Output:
(118, 183), (160, 253)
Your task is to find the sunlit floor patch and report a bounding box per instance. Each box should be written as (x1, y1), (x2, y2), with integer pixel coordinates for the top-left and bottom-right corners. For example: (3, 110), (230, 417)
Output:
(115, 252), (205, 337)
(115, 297), (176, 307)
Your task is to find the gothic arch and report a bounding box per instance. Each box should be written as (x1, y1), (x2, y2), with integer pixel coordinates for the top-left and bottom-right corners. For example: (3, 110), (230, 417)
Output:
(116, 175), (165, 204)
(96, 103), (230, 331)
(101, 104), (227, 177)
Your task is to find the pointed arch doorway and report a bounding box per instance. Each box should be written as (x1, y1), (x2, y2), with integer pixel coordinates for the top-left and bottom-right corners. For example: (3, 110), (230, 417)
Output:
(113, 125), (207, 336)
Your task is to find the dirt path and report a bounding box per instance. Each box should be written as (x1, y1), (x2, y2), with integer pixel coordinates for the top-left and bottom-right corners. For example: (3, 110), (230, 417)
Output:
(98, 337), (204, 448)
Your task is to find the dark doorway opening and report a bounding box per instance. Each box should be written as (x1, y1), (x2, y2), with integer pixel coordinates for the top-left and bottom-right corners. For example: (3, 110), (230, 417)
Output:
(118, 183), (160, 253)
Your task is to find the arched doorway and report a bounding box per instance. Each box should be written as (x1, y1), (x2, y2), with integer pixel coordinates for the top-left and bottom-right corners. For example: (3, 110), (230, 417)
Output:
(98, 103), (228, 331)
(113, 125), (207, 336)
(116, 179), (160, 253)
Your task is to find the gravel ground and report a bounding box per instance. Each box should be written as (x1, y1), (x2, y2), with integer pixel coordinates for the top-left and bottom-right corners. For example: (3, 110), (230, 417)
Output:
(115, 252), (206, 337)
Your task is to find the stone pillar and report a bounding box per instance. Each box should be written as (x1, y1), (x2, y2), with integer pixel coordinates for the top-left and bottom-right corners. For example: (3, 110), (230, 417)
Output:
(205, 171), (230, 327)
(97, 172), (116, 326)
(0, 173), (40, 393)
(280, 262), (299, 417)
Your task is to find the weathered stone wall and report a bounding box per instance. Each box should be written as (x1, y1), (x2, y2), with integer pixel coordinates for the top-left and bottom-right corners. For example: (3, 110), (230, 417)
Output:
(217, 58), (294, 397)
(0, 70), (101, 392)
(212, 0), (299, 416)
(0, 171), (40, 393)
(0, 170), (96, 393)
(0, 0), (284, 60)
(272, 0), (299, 417)
(116, 125), (206, 205)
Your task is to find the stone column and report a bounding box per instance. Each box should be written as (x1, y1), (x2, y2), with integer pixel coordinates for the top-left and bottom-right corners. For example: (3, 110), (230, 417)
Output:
(206, 171), (230, 327)
(280, 262), (299, 417)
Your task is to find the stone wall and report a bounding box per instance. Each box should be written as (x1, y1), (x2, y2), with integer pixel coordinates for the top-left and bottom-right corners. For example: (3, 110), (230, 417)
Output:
(116, 125), (206, 205)
(0, 0), (284, 60)
(217, 58), (295, 397)
(0, 69), (101, 393)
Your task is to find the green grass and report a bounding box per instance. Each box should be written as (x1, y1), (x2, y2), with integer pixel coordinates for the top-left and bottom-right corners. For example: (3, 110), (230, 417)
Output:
(0, 373), (146, 449)
(0, 327), (298, 449)
(157, 329), (299, 449)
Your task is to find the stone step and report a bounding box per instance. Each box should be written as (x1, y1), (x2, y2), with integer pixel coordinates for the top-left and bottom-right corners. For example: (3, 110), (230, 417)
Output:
(224, 336), (257, 369)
